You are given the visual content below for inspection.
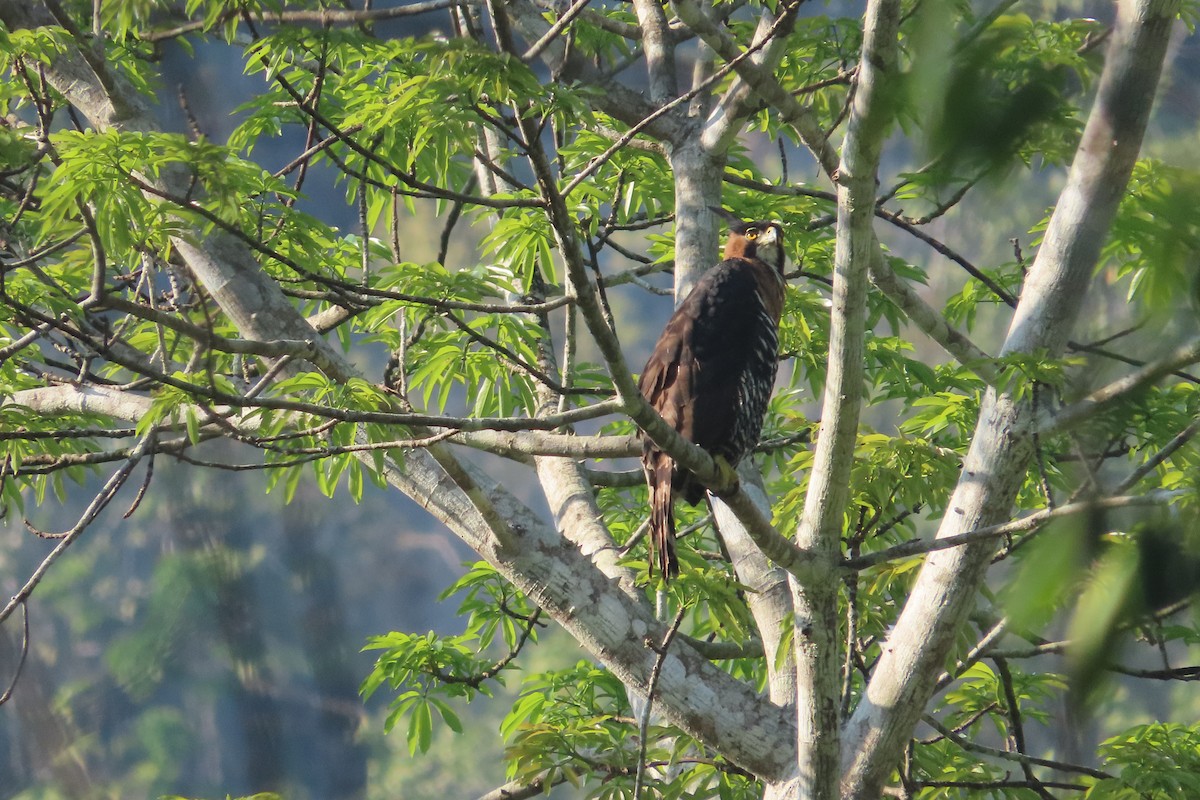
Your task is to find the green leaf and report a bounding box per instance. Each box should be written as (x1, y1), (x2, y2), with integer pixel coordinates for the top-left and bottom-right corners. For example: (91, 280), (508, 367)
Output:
(407, 698), (433, 755)
(429, 696), (463, 734)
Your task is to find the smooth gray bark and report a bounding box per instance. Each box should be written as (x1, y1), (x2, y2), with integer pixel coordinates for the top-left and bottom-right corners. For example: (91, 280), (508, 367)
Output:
(785, 2), (900, 797)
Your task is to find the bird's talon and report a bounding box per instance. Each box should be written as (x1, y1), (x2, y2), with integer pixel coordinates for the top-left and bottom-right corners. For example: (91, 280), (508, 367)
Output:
(713, 456), (740, 497)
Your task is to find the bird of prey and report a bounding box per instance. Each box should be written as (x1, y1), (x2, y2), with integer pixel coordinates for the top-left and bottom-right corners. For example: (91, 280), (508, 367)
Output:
(638, 209), (787, 579)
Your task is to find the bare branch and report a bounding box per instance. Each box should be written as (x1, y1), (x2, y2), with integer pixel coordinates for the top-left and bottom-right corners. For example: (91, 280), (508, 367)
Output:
(994, 657), (1054, 799)
(521, 0), (593, 62)
(456, 430), (638, 459)
(0, 435), (152, 626)
(631, 0), (677, 104)
(934, 617), (1010, 693)
(875, 207), (1016, 307)
(94, 295), (339, 365)
(0, 604), (30, 707)
(921, 715), (1112, 781)
(7, 383), (626, 436)
(1112, 417), (1200, 495)
(844, 491), (1181, 572)
(1049, 334), (1200, 432)
(140, 0), (463, 42)
(474, 776), (565, 800)
(634, 606), (687, 800)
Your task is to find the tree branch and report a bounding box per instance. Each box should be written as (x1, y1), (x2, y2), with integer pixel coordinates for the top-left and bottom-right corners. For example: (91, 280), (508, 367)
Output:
(843, 491), (1181, 571)
(792, 2), (900, 795)
(1048, 334), (1200, 432)
(634, 606), (687, 800)
(474, 776), (564, 800)
(631, 0), (677, 104)
(520, 0), (592, 62)
(7, 384), (626, 437)
(921, 715), (1112, 780)
(709, 468), (798, 706)
(140, 0), (463, 42)
(0, 435), (152, 626)
(455, 430), (639, 459)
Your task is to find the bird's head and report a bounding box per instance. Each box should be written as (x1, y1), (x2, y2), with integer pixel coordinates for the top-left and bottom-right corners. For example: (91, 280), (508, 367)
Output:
(711, 208), (785, 275)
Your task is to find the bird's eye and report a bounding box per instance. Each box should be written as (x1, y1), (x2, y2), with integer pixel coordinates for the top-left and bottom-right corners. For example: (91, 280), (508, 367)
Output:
(746, 228), (758, 239)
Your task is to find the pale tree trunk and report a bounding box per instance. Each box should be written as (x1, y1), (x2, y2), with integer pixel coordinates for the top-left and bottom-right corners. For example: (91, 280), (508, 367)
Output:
(670, 144), (725, 300)
(840, 1), (1181, 796)
(710, 470), (798, 707)
(783, 2), (901, 799)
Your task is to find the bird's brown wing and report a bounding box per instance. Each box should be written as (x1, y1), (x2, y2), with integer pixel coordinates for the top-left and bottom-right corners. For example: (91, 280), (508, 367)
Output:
(637, 313), (694, 579)
(637, 312), (696, 444)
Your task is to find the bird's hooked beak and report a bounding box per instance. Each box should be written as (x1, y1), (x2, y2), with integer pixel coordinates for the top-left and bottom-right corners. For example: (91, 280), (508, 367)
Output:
(757, 223), (785, 275)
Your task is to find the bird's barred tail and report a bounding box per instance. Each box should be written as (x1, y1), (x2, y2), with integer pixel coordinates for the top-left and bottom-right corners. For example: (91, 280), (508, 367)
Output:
(649, 455), (679, 580)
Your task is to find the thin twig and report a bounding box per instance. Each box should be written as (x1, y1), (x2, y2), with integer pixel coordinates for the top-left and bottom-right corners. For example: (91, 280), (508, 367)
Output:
(1112, 417), (1200, 495)
(845, 491), (1180, 571)
(432, 608), (543, 687)
(0, 603), (30, 706)
(1050, 334), (1200, 431)
(922, 714), (1112, 780)
(994, 656), (1054, 800)
(634, 606), (687, 800)
(0, 436), (152, 626)
(934, 617), (1008, 692)
(521, 0), (592, 61)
